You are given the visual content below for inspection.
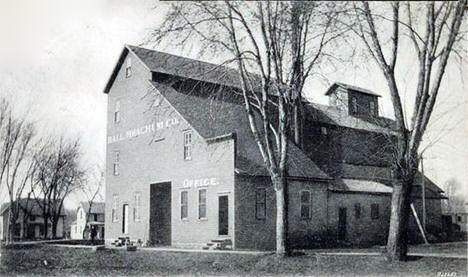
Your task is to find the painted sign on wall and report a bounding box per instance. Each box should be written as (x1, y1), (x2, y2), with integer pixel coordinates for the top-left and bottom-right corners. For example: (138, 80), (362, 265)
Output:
(183, 178), (219, 188)
(107, 118), (179, 144)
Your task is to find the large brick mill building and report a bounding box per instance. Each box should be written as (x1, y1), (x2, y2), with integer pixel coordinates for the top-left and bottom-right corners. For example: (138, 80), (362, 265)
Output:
(103, 45), (446, 250)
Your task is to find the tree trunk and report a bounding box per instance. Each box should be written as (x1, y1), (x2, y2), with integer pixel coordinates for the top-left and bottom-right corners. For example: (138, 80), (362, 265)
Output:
(293, 102), (303, 149)
(43, 217), (49, 239)
(386, 175), (413, 261)
(273, 175), (290, 257)
(51, 218), (57, 239)
(7, 209), (13, 243)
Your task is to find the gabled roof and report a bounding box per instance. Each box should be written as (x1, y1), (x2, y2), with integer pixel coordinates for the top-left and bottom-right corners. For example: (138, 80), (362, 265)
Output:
(150, 80), (330, 180)
(104, 45), (264, 94)
(0, 199), (66, 217)
(80, 202), (105, 215)
(325, 82), (382, 97)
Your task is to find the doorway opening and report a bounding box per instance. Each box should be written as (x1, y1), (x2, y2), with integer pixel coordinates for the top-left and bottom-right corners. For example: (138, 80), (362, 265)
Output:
(218, 195), (229, 236)
(150, 182), (172, 245)
(338, 207), (347, 240)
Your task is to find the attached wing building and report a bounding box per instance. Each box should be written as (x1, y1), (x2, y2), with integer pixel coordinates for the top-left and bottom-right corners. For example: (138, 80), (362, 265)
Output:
(103, 45), (446, 250)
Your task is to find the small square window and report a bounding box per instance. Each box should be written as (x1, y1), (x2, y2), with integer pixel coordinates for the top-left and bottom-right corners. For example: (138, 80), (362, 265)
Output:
(321, 127), (328, 135)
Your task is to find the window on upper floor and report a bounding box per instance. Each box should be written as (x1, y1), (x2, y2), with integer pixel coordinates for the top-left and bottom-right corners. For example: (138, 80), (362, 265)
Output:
(300, 191), (312, 219)
(125, 58), (132, 78)
(114, 100), (121, 124)
(255, 188), (266, 220)
(113, 151), (120, 176)
(369, 101), (375, 116)
(321, 126), (328, 136)
(183, 131), (192, 161)
(371, 203), (379, 220)
(351, 97), (358, 114)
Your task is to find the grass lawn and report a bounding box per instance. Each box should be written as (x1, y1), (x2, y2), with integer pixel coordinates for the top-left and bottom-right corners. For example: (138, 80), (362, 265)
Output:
(1, 244), (466, 277)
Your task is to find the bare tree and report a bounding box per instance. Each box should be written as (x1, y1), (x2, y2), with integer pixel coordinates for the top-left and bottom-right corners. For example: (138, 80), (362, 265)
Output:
(443, 178), (465, 214)
(0, 98), (36, 243)
(348, 1), (467, 261)
(31, 137), (85, 239)
(150, 1), (346, 256)
(81, 165), (104, 238)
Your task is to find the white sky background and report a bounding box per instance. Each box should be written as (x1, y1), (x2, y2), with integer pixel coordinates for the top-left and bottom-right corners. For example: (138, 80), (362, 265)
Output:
(0, 0), (466, 209)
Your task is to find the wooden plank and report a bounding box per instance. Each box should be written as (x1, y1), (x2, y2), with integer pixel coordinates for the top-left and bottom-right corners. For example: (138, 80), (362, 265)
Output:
(410, 203), (429, 244)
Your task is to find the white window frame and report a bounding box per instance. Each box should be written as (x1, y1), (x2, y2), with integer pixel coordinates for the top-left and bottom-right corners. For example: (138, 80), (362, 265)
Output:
(125, 58), (132, 78)
(133, 192), (141, 222)
(183, 131), (192, 161)
(112, 194), (119, 222)
(180, 190), (188, 220)
(113, 151), (120, 176)
(300, 190), (312, 219)
(198, 189), (207, 220)
(114, 100), (121, 124)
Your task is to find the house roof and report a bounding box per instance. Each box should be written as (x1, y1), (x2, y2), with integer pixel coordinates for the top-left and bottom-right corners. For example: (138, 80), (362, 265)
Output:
(80, 202), (105, 215)
(0, 199), (66, 217)
(325, 82), (382, 97)
(150, 80), (330, 180)
(104, 45), (264, 94)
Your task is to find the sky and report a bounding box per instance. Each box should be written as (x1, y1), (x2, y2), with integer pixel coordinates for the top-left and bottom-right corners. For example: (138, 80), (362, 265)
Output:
(0, 0), (466, 208)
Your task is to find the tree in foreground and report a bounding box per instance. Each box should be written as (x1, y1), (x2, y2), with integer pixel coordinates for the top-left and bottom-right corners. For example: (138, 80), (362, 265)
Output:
(151, 1), (346, 256)
(31, 137), (85, 239)
(349, 1), (467, 261)
(0, 98), (36, 243)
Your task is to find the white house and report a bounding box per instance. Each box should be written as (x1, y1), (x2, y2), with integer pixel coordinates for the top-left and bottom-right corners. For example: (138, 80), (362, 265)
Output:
(71, 202), (105, 239)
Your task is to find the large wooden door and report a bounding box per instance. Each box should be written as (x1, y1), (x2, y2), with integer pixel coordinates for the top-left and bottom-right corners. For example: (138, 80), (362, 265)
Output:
(338, 208), (347, 240)
(218, 196), (229, 236)
(150, 182), (172, 245)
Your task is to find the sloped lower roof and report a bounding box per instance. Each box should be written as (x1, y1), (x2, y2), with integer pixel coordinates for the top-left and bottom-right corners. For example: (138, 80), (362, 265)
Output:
(329, 163), (445, 198)
(304, 103), (398, 134)
(150, 80), (330, 180)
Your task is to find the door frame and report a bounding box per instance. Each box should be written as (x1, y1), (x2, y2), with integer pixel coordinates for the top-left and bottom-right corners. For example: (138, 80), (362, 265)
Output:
(218, 195), (229, 236)
(122, 204), (129, 235)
